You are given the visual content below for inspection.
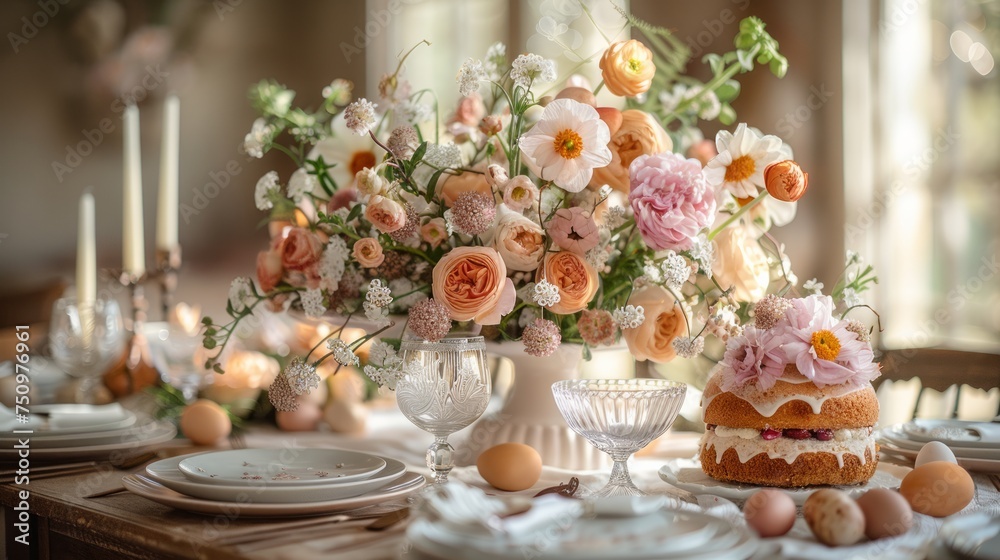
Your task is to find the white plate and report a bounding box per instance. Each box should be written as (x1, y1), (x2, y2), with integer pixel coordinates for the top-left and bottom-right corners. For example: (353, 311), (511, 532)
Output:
(0, 404), (135, 435)
(879, 426), (1000, 460)
(0, 421), (150, 449)
(657, 459), (909, 505)
(406, 509), (753, 560)
(0, 420), (176, 462)
(879, 442), (1000, 473)
(146, 454), (406, 503)
(122, 471), (425, 518)
(940, 513), (1000, 559)
(177, 448), (386, 486)
(903, 420), (1000, 448)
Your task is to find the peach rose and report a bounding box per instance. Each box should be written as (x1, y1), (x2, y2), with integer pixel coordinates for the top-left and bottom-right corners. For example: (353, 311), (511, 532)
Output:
(621, 283), (687, 363)
(256, 250), (283, 293)
(364, 195), (407, 233)
(279, 227), (324, 271)
(491, 205), (545, 272)
(420, 217), (448, 248)
(352, 237), (385, 268)
(599, 40), (656, 97)
(432, 247), (515, 324)
(437, 171), (493, 207)
(591, 110), (672, 193)
(536, 251), (599, 315)
(712, 224), (770, 303)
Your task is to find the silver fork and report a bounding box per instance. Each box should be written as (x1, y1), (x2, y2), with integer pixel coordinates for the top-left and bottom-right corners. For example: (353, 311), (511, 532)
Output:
(229, 430), (246, 449)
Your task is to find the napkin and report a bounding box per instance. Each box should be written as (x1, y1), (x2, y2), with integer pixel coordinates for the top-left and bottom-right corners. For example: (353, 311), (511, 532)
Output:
(36, 403), (128, 430)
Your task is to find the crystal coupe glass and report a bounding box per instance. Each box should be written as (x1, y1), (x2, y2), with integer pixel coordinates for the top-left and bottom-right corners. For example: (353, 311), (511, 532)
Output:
(397, 336), (491, 485)
(49, 297), (126, 403)
(552, 379), (686, 497)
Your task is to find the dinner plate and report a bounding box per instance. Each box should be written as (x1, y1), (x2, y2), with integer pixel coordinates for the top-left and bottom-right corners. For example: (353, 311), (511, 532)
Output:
(0, 420), (176, 462)
(0, 404), (135, 435)
(657, 459), (909, 505)
(940, 513), (1000, 559)
(146, 454), (407, 503)
(122, 470), (425, 517)
(879, 442), (1000, 473)
(406, 509), (755, 560)
(0, 421), (149, 449)
(879, 426), (1000, 460)
(177, 448), (386, 486)
(902, 420), (1000, 448)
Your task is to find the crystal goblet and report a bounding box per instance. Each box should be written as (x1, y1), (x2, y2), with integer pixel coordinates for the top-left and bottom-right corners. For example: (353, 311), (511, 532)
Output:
(552, 379), (686, 497)
(49, 297), (126, 403)
(397, 336), (491, 485)
(145, 322), (209, 402)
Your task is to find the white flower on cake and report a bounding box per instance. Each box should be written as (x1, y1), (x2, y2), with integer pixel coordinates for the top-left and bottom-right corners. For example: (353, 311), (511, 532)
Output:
(613, 305), (645, 329)
(672, 335), (705, 358)
(254, 171), (279, 210)
(531, 279), (561, 308)
(704, 123), (783, 199)
(660, 251), (690, 291)
(518, 99), (612, 193)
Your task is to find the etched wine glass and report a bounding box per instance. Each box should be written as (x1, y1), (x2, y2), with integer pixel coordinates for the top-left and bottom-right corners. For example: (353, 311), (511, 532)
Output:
(397, 336), (491, 485)
(49, 297), (126, 403)
(552, 379), (687, 497)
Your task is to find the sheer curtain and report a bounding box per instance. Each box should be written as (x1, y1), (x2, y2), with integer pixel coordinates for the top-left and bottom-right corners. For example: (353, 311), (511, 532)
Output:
(844, 0), (1000, 352)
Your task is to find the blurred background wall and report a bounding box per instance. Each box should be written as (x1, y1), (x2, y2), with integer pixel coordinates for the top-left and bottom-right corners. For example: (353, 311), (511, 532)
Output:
(0, 0), (996, 351)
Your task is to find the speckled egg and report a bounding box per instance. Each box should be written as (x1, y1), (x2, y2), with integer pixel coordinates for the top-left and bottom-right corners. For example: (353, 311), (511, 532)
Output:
(744, 489), (796, 537)
(915, 441), (957, 467)
(476, 443), (543, 492)
(180, 399), (232, 445)
(899, 461), (974, 517)
(803, 489), (866, 546)
(856, 488), (913, 539)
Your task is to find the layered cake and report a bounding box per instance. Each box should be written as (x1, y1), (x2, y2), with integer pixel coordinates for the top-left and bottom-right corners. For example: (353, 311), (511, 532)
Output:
(699, 294), (881, 487)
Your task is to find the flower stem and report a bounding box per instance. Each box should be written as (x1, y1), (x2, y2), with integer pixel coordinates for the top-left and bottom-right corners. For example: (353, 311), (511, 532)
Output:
(707, 191), (770, 241)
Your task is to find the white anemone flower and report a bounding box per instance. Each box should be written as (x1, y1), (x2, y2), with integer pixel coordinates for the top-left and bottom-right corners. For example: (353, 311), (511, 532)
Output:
(308, 113), (385, 190)
(518, 99), (612, 193)
(704, 123), (783, 199)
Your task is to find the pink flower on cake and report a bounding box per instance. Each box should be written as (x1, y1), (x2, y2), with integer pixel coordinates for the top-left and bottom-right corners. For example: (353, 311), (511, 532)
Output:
(719, 326), (785, 391)
(518, 99), (612, 193)
(777, 295), (880, 386)
(628, 152), (716, 251)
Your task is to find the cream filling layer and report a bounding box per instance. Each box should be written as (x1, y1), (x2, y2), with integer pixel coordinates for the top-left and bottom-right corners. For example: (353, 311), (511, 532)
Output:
(701, 429), (876, 468)
(712, 426), (873, 441)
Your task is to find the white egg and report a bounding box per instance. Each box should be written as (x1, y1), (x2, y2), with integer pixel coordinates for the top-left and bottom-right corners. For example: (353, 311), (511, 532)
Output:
(915, 441), (957, 467)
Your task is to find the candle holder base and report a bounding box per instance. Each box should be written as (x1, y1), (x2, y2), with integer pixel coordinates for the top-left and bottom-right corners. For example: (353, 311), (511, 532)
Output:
(155, 246), (182, 321)
(104, 272), (159, 397)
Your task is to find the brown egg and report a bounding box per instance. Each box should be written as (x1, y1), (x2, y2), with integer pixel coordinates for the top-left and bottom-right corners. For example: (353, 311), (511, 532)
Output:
(323, 400), (368, 434)
(744, 489), (796, 537)
(476, 443), (543, 492)
(555, 86), (597, 107)
(803, 489), (865, 546)
(276, 402), (322, 432)
(899, 461), (974, 517)
(856, 488), (913, 539)
(180, 399), (232, 445)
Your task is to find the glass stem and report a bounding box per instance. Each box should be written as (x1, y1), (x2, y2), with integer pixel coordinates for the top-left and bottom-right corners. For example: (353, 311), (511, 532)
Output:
(609, 455), (632, 488)
(427, 436), (455, 485)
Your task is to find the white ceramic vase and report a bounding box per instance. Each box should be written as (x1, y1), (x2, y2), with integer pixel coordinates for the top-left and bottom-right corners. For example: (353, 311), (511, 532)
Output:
(461, 342), (609, 470)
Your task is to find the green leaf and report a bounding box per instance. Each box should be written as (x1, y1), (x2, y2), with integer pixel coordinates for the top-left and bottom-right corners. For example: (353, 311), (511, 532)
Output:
(719, 103), (737, 126)
(769, 56), (788, 78)
(213, 363), (226, 374)
(715, 80), (741, 102)
(425, 169), (445, 204)
(409, 141), (427, 167)
(346, 203), (363, 222)
(704, 53), (725, 75)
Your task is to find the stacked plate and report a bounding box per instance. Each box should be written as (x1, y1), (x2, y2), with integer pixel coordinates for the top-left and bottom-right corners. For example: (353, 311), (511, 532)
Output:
(878, 419), (1000, 473)
(0, 403), (176, 462)
(124, 448), (425, 517)
(407, 508), (758, 560)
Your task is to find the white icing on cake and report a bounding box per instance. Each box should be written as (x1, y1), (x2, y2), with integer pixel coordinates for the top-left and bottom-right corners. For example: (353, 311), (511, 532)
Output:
(702, 371), (868, 418)
(701, 429), (876, 468)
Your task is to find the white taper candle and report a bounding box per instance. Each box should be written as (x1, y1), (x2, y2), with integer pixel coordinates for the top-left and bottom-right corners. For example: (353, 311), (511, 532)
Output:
(123, 104), (146, 277)
(156, 95), (179, 251)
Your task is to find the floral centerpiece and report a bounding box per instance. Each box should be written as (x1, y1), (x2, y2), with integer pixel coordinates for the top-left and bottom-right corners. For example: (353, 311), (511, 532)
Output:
(200, 7), (856, 449)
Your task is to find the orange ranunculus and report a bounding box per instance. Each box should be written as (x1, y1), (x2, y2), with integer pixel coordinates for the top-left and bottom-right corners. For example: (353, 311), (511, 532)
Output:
(712, 224), (770, 303)
(764, 160), (808, 202)
(590, 110), (672, 193)
(599, 40), (656, 97)
(621, 284), (688, 363)
(351, 237), (385, 268)
(437, 170), (494, 207)
(431, 247), (516, 325)
(536, 251), (599, 315)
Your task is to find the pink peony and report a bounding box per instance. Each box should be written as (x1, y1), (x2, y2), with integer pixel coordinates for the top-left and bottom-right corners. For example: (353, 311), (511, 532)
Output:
(628, 152), (716, 251)
(547, 207), (599, 254)
(775, 295), (880, 386)
(719, 326), (786, 391)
